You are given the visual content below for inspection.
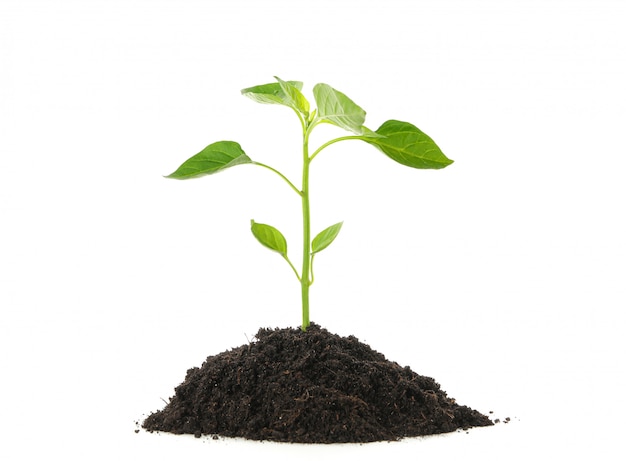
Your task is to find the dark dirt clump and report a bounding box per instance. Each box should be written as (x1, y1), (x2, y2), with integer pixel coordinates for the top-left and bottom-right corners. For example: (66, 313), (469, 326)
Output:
(142, 324), (493, 443)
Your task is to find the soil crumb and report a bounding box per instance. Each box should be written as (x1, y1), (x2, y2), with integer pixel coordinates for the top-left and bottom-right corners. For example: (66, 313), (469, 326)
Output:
(142, 324), (493, 443)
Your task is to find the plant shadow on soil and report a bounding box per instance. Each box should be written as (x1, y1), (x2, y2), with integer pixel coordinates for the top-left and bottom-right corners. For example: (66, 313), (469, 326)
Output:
(142, 324), (493, 443)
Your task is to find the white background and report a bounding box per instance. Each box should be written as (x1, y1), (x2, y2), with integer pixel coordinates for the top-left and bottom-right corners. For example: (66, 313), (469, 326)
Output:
(1, 0), (625, 459)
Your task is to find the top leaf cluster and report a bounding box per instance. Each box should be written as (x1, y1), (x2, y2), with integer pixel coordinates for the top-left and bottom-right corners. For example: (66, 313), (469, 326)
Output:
(168, 77), (452, 180)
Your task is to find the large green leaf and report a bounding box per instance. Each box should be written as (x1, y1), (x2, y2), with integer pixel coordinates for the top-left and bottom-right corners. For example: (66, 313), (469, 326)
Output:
(250, 220), (288, 257)
(166, 141), (251, 179)
(360, 126), (385, 138)
(241, 78), (309, 116)
(312, 222), (343, 254)
(313, 83), (366, 135)
(365, 120), (453, 169)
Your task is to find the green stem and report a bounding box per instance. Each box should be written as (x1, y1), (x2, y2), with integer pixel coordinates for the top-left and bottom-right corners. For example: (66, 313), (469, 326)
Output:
(252, 161), (302, 196)
(300, 125), (312, 332)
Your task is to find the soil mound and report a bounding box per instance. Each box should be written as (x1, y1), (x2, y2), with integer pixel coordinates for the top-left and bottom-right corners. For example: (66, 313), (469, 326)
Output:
(142, 324), (492, 443)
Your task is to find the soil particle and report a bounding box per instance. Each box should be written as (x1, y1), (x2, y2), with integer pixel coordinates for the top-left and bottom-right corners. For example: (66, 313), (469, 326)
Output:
(142, 324), (493, 443)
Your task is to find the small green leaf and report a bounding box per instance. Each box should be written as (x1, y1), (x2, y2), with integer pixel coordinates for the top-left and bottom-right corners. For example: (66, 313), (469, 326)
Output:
(365, 120), (453, 169)
(241, 79), (309, 116)
(251, 220), (288, 257)
(166, 141), (251, 179)
(241, 80), (303, 104)
(275, 76), (309, 116)
(312, 221), (343, 254)
(313, 83), (366, 135)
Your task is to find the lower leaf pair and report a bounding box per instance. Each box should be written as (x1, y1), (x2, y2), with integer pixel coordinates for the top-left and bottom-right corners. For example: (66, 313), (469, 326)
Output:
(250, 220), (343, 282)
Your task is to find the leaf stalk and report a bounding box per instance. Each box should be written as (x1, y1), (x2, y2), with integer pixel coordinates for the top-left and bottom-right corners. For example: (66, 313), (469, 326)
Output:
(252, 161), (302, 196)
(309, 135), (364, 162)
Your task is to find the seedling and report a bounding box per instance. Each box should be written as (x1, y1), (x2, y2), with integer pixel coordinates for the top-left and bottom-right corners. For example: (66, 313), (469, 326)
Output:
(167, 77), (453, 331)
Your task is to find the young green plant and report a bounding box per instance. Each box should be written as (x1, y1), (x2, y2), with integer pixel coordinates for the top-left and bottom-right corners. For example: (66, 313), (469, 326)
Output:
(167, 77), (453, 331)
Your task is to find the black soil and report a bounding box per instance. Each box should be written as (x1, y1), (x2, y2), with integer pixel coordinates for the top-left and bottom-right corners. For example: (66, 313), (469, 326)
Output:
(142, 324), (492, 443)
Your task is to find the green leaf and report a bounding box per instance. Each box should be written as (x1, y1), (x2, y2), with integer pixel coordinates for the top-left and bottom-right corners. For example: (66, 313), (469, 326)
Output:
(360, 126), (385, 138)
(365, 120), (453, 169)
(313, 83), (366, 135)
(312, 221), (343, 254)
(241, 78), (309, 116)
(250, 220), (288, 257)
(241, 80), (303, 104)
(275, 76), (309, 116)
(166, 141), (252, 179)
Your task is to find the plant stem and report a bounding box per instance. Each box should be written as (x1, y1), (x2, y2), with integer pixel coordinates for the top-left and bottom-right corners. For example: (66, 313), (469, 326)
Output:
(300, 125), (312, 332)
